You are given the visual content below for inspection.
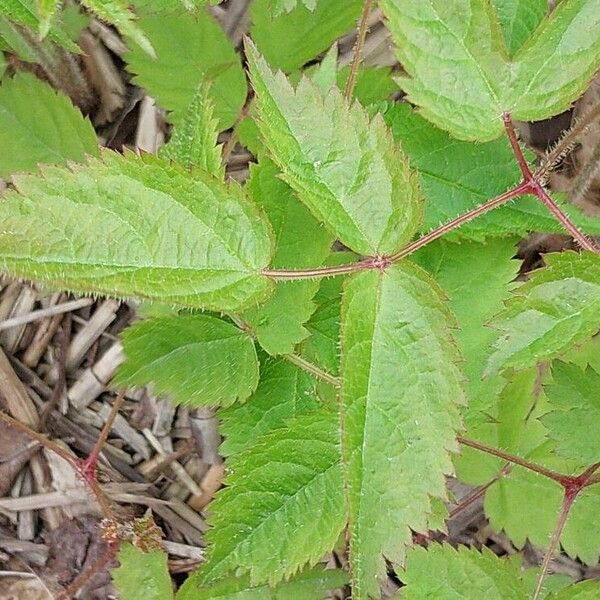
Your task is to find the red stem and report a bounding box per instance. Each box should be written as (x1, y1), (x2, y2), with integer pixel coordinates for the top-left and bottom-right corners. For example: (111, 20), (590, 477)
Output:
(457, 436), (567, 484)
(502, 112), (533, 180)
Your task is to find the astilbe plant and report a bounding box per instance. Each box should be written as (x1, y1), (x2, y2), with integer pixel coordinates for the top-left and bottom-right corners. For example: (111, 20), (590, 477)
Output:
(1, 0), (600, 598)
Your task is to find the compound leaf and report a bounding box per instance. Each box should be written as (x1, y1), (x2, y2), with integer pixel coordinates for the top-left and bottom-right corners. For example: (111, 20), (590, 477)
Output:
(0, 73), (98, 178)
(241, 160), (333, 355)
(0, 151), (274, 311)
(381, 0), (600, 141)
(116, 315), (259, 408)
(177, 566), (348, 600)
(200, 409), (345, 585)
(487, 252), (600, 374)
(160, 78), (224, 178)
(247, 42), (422, 257)
(543, 361), (600, 464)
(219, 356), (320, 456)
(250, 0), (362, 72)
(400, 545), (527, 599)
(125, 9), (246, 129)
(383, 103), (600, 241)
(112, 544), (173, 600)
(341, 262), (464, 598)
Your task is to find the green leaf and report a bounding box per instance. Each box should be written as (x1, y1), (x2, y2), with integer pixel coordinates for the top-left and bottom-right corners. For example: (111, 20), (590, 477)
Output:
(0, 151), (273, 311)
(491, 0), (547, 55)
(340, 262), (464, 598)
(241, 160), (333, 355)
(160, 78), (224, 178)
(548, 581), (600, 599)
(116, 315), (259, 408)
(81, 0), (154, 57)
(301, 252), (356, 376)
(200, 409), (345, 584)
(487, 252), (600, 375)
(0, 73), (98, 177)
(383, 103), (600, 240)
(484, 444), (600, 564)
(543, 361), (600, 463)
(247, 42), (422, 257)
(381, 0), (600, 141)
(269, 0), (317, 16)
(219, 356), (320, 455)
(400, 545), (527, 599)
(177, 566), (349, 600)
(0, 0), (78, 51)
(413, 238), (519, 423)
(250, 0), (362, 72)
(125, 9), (246, 129)
(112, 544), (173, 600)
(36, 0), (59, 37)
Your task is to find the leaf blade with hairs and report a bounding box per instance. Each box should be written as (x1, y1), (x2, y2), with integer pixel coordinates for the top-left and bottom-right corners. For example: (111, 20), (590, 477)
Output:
(116, 315), (259, 408)
(0, 151), (273, 311)
(241, 160), (333, 355)
(200, 409), (345, 585)
(112, 544), (173, 600)
(125, 9), (246, 129)
(400, 545), (527, 599)
(177, 566), (348, 600)
(247, 42), (422, 256)
(0, 73), (98, 178)
(487, 252), (600, 374)
(341, 262), (464, 598)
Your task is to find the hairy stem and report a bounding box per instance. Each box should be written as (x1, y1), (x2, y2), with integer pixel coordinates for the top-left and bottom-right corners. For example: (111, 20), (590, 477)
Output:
(284, 353), (340, 387)
(457, 436), (567, 484)
(532, 489), (577, 600)
(502, 113), (533, 180)
(344, 0), (374, 101)
(265, 183), (528, 280)
(536, 99), (600, 183)
(531, 181), (599, 253)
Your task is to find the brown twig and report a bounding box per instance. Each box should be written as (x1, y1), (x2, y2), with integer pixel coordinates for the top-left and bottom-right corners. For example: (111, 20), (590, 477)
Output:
(344, 0), (374, 101)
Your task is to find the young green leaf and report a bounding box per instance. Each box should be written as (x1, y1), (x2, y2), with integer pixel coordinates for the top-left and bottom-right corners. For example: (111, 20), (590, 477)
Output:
(200, 409), (345, 585)
(0, 151), (274, 311)
(491, 0), (547, 55)
(250, 0), (362, 72)
(0, 0), (78, 51)
(247, 42), (422, 257)
(269, 0), (317, 16)
(543, 362), (600, 464)
(241, 160), (333, 355)
(487, 252), (600, 375)
(400, 545), (527, 599)
(384, 103), (600, 240)
(82, 0), (154, 57)
(112, 544), (173, 600)
(300, 252), (356, 376)
(219, 355), (320, 456)
(125, 9), (246, 129)
(177, 566), (349, 600)
(548, 581), (600, 599)
(0, 73), (98, 177)
(413, 239), (519, 423)
(381, 0), (600, 141)
(484, 444), (600, 564)
(116, 315), (259, 408)
(160, 78), (224, 178)
(36, 0), (59, 38)
(340, 262), (464, 598)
